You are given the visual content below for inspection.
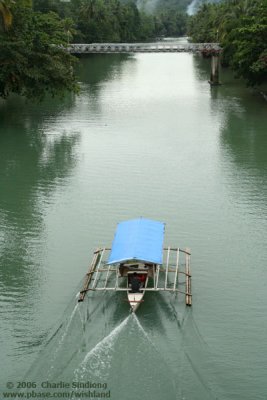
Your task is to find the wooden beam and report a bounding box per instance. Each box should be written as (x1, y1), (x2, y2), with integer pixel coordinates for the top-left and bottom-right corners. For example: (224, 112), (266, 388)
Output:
(92, 287), (192, 294)
(165, 246), (170, 290)
(91, 248), (106, 290)
(163, 247), (191, 255)
(173, 248), (179, 291)
(185, 248), (192, 306)
(78, 250), (100, 302)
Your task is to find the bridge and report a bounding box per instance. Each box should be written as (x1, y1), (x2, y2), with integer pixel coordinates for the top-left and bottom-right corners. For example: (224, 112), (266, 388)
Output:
(68, 42), (222, 55)
(67, 42), (222, 85)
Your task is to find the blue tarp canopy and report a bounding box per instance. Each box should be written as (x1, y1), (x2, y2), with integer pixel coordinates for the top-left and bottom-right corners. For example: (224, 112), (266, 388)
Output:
(108, 218), (165, 265)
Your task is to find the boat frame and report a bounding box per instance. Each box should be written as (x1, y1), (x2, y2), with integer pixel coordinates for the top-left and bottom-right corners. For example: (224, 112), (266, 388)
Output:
(78, 246), (192, 309)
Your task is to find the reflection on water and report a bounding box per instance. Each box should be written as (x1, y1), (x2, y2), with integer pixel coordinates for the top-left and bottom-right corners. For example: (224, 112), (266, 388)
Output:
(76, 54), (133, 86)
(0, 130), (80, 284)
(73, 54), (136, 118)
(0, 96), (80, 289)
(219, 98), (267, 215)
(193, 55), (267, 214)
(0, 95), (80, 384)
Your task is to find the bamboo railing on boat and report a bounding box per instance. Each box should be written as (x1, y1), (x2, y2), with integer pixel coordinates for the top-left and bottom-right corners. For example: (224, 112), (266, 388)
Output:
(78, 246), (192, 306)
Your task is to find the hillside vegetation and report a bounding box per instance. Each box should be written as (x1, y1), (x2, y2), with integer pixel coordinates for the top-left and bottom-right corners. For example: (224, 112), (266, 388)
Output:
(33, 0), (188, 42)
(188, 0), (267, 86)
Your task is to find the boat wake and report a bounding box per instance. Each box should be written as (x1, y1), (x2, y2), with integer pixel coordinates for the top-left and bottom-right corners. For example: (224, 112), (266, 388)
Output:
(74, 315), (131, 380)
(73, 312), (177, 399)
(24, 290), (219, 400)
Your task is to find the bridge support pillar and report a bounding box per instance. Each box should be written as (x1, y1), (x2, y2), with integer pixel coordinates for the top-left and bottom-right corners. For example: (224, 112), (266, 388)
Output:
(209, 54), (220, 85)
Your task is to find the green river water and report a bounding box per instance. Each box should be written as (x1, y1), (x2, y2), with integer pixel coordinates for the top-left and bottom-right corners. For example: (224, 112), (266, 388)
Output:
(0, 42), (267, 400)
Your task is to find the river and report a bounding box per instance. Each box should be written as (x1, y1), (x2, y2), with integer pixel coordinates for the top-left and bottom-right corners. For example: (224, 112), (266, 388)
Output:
(0, 43), (267, 400)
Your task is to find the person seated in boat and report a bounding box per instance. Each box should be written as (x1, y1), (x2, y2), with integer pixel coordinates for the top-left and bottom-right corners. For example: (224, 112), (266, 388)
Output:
(138, 274), (146, 287)
(131, 273), (141, 293)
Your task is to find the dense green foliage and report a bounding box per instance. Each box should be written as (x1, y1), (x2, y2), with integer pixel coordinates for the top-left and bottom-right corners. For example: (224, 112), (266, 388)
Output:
(188, 0), (267, 86)
(32, 0), (188, 42)
(138, 0), (190, 37)
(0, 1), (78, 99)
(75, 0), (152, 42)
(0, 0), (13, 30)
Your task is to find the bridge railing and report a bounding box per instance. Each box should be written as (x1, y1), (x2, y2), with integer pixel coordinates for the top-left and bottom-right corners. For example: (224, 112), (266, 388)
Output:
(67, 43), (222, 54)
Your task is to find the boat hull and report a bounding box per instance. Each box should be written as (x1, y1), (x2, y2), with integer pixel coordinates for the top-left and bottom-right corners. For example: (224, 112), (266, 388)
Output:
(127, 270), (148, 312)
(127, 292), (145, 312)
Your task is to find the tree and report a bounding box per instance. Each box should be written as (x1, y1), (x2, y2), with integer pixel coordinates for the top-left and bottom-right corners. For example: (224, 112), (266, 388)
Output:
(0, 0), (13, 31)
(0, 6), (78, 99)
(62, 16), (76, 44)
(187, 0), (267, 86)
(231, 14), (267, 85)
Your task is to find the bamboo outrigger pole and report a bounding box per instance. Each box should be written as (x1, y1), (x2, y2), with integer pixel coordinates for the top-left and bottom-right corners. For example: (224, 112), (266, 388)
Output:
(185, 248), (192, 306)
(78, 249), (101, 302)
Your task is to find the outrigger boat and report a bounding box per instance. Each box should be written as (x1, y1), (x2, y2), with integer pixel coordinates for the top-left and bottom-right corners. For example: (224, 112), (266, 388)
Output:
(78, 218), (192, 312)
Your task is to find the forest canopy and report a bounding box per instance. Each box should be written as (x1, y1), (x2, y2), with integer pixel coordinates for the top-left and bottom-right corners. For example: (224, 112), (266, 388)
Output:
(0, 1), (78, 99)
(32, 0), (188, 42)
(188, 0), (267, 86)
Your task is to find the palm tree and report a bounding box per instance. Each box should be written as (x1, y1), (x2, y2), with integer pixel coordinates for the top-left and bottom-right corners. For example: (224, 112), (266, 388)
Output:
(62, 17), (75, 45)
(0, 0), (13, 31)
(217, 0), (256, 41)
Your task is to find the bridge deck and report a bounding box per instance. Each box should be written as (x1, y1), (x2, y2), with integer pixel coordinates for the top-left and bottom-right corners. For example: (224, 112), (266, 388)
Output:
(68, 43), (222, 54)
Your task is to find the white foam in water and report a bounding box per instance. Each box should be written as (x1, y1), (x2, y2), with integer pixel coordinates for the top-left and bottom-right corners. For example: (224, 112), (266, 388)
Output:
(132, 313), (155, 346)
(75, 316), (130, 380)
(59, 304), (79, 343)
